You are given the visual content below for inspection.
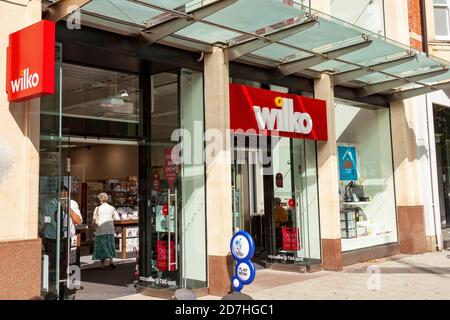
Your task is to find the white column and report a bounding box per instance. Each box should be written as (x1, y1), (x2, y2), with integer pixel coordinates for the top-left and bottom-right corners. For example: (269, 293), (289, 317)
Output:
(204, 47), (233, 296)
(315, 74), (343, 271)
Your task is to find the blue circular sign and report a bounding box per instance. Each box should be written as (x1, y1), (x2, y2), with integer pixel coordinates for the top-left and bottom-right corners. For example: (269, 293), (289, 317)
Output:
(235, 260), (256, 285)
(231, 275), (243, 292)
(230, 230), (255, 262)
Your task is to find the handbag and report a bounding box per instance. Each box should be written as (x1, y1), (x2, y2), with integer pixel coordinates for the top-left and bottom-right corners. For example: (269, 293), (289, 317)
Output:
(90, 206), (99, 231)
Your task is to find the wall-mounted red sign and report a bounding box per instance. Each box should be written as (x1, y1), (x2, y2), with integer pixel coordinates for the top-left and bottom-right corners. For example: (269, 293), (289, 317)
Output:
(230, 84), (328, 141)
(6, 20), (55, 102)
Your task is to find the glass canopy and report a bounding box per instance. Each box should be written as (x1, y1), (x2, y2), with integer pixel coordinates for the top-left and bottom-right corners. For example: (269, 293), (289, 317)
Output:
(63, 0), (450, 98)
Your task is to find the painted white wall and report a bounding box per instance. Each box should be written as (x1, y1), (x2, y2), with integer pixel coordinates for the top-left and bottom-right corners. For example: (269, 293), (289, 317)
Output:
(0, 0), (41, 241)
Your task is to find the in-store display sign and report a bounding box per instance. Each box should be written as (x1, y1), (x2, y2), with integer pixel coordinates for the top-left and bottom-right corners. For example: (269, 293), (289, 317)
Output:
(156, 240), (175, 271)
(338, 145), (359, 181)
(276, 173), (283, 188)
(282, 226), (301, 251)
(230, 230), (256, 292)
(230, 84), (328, 141)
(155, 205), (175, 233)
(163, 148), (179, 189)
(152, 170), (161, 191)
(6, 20), (55, 102)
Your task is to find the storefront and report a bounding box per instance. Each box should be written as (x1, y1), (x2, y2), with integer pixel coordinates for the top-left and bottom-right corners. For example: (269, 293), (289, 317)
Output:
(37, 24), (209, 298)
(4, 0), (450, 300)
(229, 83), (324, 271)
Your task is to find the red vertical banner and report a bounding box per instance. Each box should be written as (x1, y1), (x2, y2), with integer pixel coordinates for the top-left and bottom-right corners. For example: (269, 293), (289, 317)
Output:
(156, 240), (175, 271)
(282, 227), (301, 251)
(163, 148), (179, 189)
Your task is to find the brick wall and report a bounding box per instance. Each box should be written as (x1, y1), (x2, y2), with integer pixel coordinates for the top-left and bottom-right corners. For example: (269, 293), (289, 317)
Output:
(408, 0), (423, 50)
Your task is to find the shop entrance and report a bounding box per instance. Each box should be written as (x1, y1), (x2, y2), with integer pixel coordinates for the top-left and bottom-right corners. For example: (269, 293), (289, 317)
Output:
(232, 147), (266, 266)
(39, 54), (207, 299)
(65, 138), (140, 300)
(232, 135), (322, 271)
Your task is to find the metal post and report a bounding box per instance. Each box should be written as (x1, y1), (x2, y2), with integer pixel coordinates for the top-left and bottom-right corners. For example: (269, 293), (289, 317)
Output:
(174, 189), (178, 270)
(167, 189), (171, 271)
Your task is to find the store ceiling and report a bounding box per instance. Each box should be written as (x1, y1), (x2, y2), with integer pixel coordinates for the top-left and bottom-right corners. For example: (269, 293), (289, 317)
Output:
(44, 0), (450, 101)
(61, 63), (140, 122)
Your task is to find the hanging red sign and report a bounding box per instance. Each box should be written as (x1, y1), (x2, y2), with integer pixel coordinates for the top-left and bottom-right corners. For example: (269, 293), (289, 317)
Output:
(288, 198), (296, 208)
(6, 20), (55, 102)
(163, 148), (179, 189)
(230, 84), (327, 141)
(282, 227), (301, 251)
(276, 173), (283, 188)
(152, 170), (161, 191)
(162, 203), (169, 216)
(156, 240), (175, 271)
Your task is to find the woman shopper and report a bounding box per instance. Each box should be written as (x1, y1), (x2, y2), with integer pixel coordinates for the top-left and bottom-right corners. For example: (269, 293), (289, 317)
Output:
(92, 192), (117, 269)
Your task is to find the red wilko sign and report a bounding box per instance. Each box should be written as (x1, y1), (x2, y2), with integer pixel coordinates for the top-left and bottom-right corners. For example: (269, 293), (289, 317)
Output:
(6, 20), (55, 102)
(230, 84), (328, 141)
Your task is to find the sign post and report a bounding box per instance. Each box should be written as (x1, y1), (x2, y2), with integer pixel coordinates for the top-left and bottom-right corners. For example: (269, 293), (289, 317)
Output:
(230, 230), (256, 293)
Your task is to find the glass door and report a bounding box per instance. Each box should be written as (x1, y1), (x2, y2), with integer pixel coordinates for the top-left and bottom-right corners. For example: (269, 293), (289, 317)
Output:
(147, 71), (181, 289)
(267, 137), (321, 269)
(39, 43), (64, 298)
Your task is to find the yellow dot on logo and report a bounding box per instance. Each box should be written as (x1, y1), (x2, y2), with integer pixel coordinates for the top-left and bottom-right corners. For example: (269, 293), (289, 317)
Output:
(274, 97), (283, 108)
(20, 70), (24, 76)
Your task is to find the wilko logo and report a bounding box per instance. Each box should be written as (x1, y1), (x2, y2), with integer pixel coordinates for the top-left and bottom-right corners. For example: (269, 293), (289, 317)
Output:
(6, 20), (55, 102)
(230, 84), (328, 141)
(10, 69), (40, 94)
(253, 97), (313, 135)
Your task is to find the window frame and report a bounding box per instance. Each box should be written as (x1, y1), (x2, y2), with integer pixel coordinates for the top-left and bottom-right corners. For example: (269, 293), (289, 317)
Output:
(434, 0), (450, 40)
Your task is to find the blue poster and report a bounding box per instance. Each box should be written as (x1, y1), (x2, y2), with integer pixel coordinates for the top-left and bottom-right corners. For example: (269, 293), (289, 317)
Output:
(338, 146), (358, 181)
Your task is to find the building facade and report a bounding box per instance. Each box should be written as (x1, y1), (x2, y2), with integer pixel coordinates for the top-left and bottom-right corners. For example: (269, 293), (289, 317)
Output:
(0, 0), (449, 300)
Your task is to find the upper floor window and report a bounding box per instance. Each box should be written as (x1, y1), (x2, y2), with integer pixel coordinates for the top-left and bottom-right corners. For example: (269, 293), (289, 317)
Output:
(434, 0), (450, 39)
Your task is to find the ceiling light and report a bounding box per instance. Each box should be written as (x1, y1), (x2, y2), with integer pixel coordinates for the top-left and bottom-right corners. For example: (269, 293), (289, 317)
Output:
(118, 90), (129, 98)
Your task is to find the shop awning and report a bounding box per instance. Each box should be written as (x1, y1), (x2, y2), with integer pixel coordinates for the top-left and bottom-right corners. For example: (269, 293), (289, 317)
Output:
(44, 0), (450, 101)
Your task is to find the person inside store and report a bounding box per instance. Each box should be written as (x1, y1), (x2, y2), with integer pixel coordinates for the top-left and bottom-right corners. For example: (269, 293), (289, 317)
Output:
(274, 197), (288, 251)
(91, 192), (118, 270)
(40, 185), (83, 298)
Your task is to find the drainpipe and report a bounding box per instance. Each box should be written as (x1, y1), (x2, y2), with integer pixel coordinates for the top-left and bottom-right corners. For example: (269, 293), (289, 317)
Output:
(420, 0), (429, 55)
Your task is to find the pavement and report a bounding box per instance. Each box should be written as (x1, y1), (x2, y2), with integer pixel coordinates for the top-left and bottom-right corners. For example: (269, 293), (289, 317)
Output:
(113, 251), (450, 300)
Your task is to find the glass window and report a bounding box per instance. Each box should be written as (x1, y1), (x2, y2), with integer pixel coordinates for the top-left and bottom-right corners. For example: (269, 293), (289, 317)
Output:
(144, 70), (206, 290)
(179, 69), (207, 289)
(60, 64), (140, 124)
(335, 101), (398, 251)
(434, 0), (450, 38)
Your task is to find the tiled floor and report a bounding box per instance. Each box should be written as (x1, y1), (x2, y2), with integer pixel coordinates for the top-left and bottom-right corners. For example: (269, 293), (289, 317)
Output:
(75, 255), (138, 300)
